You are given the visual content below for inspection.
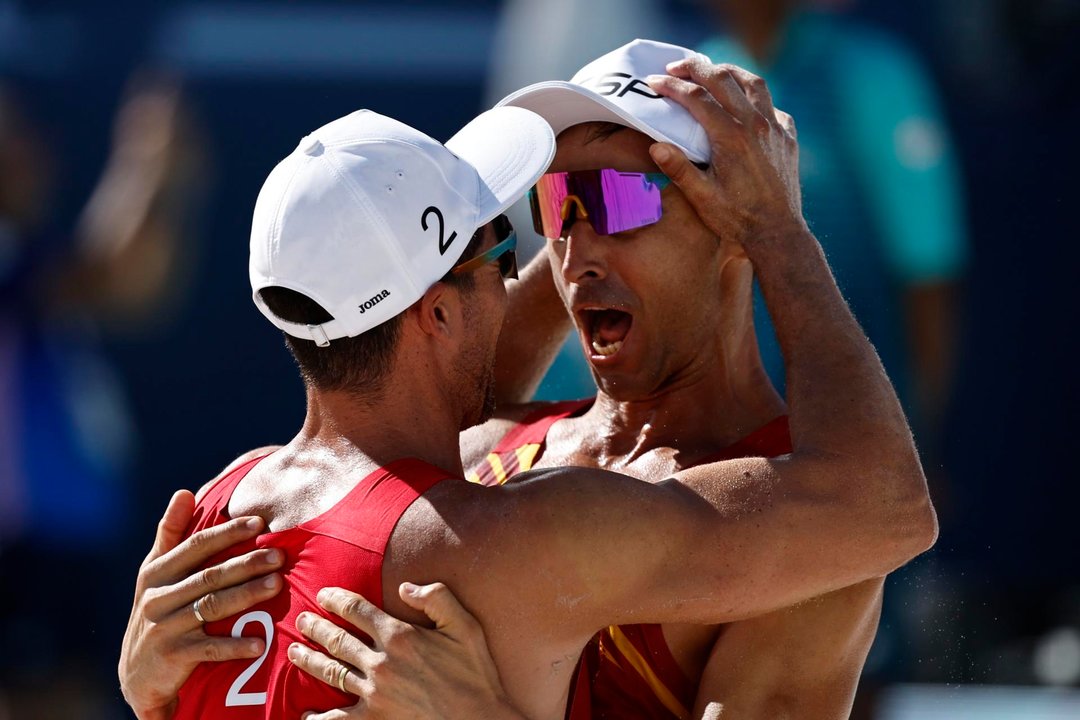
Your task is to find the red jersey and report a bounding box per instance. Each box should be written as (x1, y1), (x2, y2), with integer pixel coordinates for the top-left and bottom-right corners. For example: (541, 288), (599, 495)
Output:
(175, 456), (451, 720)
(471, 401), (793, 720)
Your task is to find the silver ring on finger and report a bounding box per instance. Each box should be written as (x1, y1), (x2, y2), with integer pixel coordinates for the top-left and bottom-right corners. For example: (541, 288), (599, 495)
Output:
(336, 663), (350, 693)
(193, 596), (208, 624)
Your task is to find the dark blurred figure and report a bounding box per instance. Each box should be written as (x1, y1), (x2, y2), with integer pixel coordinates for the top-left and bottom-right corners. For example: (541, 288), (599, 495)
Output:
(0, 76), (201, 719)
(695, 0), (969, 714)
(697, 0), (967, 453)
(920, 0), (1080, 696)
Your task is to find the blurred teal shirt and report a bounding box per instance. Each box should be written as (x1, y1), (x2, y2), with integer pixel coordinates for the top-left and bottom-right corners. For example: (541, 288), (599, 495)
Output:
(695, 11), (968, 401)
(534, 13), (966, 403)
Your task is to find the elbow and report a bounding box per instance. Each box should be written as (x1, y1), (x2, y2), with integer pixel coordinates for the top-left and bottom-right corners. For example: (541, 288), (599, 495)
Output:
(845, 450), (937, 573)
(879, 462), (939, 567)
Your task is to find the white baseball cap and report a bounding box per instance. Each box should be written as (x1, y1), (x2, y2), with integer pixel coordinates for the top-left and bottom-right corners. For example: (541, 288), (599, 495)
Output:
(497, 39), (711, 163)
(249, 107), (555, 346)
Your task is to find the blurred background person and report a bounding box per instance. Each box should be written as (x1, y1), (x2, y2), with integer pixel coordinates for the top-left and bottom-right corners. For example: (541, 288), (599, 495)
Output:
(0, 75), (201, 719)
(696, 0), (967, 455)
(694, 2), (968, 709)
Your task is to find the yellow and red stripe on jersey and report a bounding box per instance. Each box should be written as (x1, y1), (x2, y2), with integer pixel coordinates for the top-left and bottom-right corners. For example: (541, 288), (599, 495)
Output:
(470, 401), (794, 719)
(467, 400), (591, 486)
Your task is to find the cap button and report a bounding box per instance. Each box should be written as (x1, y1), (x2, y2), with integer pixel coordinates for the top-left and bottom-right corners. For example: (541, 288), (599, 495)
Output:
(299, 135), (323, 156)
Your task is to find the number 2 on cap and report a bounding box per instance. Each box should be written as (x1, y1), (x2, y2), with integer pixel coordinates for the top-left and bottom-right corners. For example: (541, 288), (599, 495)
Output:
(422, 206), (457, 255)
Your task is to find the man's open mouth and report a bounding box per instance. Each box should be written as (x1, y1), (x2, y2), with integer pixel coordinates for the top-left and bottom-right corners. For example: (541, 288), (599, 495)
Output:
(579, 308), (634, 358)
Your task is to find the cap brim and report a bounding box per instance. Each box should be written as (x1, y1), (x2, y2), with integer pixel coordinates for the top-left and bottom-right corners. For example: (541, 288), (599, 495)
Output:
(497, 81), (708, 164)
(446, 106), (556, 226)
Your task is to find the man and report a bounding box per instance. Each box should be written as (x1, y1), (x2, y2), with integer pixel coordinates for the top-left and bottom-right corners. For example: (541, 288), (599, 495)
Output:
(120, 47), (935, 720)
(286, 41), (896, 720)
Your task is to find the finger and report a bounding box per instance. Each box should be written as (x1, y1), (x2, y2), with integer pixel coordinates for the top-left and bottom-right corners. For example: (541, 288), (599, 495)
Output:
(316, 587), (397, 639)
(147, 515), (266, 585)
(649, 143), (712, 209)
(646, 74), (738, 141)
(661, 59), (761, 128)
(302, 710), (365, 720)
(296, 612), (380, 670)
(669, 60), (778, 123)
(287, 644), (365, 696)
(155, 547), (284, 616)
(399, 582), (478, 635)
(180, 634), (267, 664)
(147, 490), (196, 562)
(775, 108), (797, 140)
(161, 569), (283, 628)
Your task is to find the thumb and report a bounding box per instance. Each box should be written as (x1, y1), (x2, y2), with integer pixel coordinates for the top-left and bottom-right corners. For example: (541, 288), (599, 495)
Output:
(150, 489), (196, 560)
(649, 142), (711, 206)
(398, 582), (476, 634)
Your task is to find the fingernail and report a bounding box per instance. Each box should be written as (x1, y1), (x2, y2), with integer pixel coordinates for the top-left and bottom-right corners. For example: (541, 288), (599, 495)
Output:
(264, 549), (281, 564)
(645, 74), (667, 84)
(401, 582), (419, 597)
(666, 60), (686, 70)
(262, 574), (278, 590)
(287, 643), (303, 661)
(650, 144), (672, 163)
(245, 517), (262, 531)
(317, 587), (331, 604)
(296, 613), (310, 632)
(248, 639), (262, 655)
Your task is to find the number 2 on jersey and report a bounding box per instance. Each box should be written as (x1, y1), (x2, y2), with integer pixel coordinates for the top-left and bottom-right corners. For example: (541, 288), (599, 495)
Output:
(225, 611), (274, 707)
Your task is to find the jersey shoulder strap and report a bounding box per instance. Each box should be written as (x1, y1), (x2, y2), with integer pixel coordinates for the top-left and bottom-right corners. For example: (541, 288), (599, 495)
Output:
(468, 399), (593, 486)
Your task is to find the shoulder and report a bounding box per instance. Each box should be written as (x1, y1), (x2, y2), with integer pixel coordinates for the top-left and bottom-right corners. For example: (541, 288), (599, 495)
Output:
(194, 445), (281, 503)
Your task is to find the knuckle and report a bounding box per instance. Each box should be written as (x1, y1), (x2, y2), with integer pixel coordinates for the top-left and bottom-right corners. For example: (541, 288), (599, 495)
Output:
(199, 564), (224, 590)
(339, 596), (365, 620)
(687, 84), (709, 101)
(326, 627), (352, 656)
(199, 640), (227, 663)
(198, 591), (221, 619)
(381, 626), (409, 653)
(750, 114), (771, 136)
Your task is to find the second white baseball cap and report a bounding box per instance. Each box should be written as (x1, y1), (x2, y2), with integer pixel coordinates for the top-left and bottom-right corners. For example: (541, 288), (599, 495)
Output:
(249, 107), (555, 345)
(497, 39), (711, 163)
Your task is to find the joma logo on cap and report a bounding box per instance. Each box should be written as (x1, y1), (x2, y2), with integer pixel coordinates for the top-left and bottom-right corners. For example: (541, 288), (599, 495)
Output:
(579, 72), (662, 100)
(358, 289), (390, 314)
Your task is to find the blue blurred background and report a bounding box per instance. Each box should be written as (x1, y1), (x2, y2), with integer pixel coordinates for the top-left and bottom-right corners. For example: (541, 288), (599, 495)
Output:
(0, 0), (1078, 717)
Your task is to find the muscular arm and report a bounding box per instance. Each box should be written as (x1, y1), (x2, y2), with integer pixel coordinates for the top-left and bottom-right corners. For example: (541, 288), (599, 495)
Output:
(290, 60), (937, 719)
(693, 579), (884, 720)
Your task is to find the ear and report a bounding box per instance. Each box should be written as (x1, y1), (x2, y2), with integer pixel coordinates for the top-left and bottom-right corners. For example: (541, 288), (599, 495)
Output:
(413, 280), (465, 343)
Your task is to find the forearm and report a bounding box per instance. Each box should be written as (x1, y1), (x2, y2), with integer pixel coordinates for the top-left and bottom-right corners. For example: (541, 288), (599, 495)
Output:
(493, 253), (573, 403)
(750, 222), (936, 550)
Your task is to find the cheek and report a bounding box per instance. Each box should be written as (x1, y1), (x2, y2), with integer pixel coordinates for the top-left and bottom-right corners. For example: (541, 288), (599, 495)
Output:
(545, 244), (573, 304)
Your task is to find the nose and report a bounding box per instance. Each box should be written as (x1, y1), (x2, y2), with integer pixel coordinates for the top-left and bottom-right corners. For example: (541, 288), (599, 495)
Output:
(559, 217), (608, 285)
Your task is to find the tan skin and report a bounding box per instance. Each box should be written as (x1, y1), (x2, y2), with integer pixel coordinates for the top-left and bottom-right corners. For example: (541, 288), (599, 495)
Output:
(119, 62), (934, 720)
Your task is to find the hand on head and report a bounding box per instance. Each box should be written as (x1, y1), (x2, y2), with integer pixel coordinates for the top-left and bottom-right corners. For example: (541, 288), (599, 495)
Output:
(646, 58), (806, 248)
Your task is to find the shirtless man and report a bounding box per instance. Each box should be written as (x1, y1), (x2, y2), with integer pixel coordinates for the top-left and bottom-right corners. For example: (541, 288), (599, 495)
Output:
(120, 45), (933, 720)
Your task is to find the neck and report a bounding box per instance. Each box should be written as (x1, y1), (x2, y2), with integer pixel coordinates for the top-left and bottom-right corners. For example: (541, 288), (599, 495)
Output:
(292, 375), (466, 479)
(587, 262), (786, 458)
